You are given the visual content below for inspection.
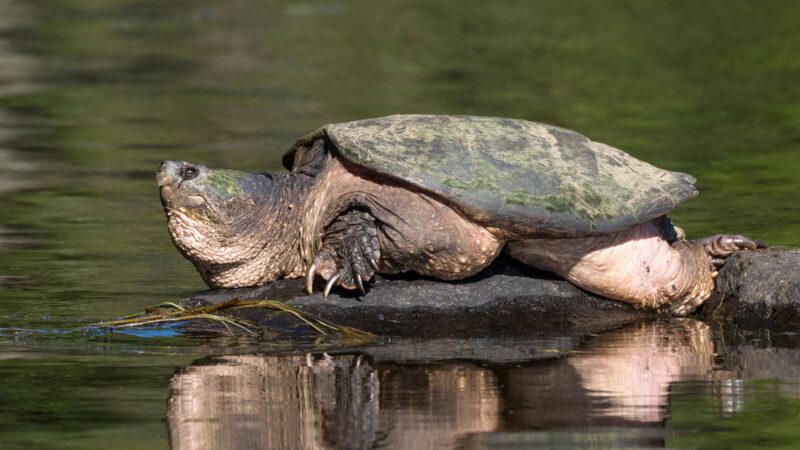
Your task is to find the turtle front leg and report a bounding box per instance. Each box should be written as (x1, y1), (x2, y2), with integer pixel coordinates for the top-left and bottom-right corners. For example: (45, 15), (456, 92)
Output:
(306, 209), (381, 297)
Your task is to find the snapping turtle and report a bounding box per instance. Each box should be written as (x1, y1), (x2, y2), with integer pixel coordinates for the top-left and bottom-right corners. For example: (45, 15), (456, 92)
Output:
(157, 115), (764, 315)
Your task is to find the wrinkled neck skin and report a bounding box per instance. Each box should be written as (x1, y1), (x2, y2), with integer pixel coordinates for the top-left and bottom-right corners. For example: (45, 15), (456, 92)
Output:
(165, 173), (312, 288)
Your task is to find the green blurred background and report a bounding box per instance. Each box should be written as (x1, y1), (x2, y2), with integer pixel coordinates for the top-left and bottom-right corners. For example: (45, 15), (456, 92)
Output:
(0, 1), (798, 448)
(2, 0), (799, 326)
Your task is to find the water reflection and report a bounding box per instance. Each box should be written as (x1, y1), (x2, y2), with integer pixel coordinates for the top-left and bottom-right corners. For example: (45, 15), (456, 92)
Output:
(0, 107), (41, 255)
(0, 0), (39, 247)
(0, 0), (38, 98)
(168, 353), (500, 449)
(166, 320), (751, 449)
(568, 320), (714, 423)
(0, 9), (40, 290)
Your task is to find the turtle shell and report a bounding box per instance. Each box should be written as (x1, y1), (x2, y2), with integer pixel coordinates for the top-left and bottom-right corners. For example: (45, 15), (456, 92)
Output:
(283, 115), (697, 237)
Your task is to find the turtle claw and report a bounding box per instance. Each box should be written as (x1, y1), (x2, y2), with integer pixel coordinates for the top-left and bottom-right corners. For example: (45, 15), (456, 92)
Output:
(306, 264), (317, 294)
(306, 210), (381, 298)
(354, 271), (367, 295)
(308, 209), (381, 299)
(368, 256), (380, 271)
(695, 233), (768, 279)
(701, 234), (767, 260)
(323, 273), (341, 299)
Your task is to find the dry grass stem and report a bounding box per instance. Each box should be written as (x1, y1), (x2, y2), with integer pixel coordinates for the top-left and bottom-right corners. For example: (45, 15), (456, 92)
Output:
(96, 298), (375, 339)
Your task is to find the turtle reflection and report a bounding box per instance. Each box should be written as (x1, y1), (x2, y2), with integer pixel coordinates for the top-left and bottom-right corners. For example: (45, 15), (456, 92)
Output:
(167, 320), (722, 449)
(168, 353), (499, 449)
(503, 319), (715, 429)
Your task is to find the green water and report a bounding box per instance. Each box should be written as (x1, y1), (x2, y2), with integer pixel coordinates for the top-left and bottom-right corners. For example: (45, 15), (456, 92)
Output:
(1, 0), (799, 448)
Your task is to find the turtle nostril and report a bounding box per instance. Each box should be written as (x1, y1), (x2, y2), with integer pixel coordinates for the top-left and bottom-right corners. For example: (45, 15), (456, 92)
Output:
(180, 165), (199, 181)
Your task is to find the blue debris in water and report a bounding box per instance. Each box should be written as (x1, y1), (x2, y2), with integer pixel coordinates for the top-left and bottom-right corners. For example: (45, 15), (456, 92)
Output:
(115, 327), (182, 338)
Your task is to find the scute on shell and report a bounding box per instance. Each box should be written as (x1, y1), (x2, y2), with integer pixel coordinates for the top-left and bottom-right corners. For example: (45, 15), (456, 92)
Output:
(284, 115), (697, 237)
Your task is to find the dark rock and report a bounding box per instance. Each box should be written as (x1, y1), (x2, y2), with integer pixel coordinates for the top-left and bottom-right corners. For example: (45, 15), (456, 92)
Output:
(186, 249), (800, 337)
(700, 248), (800, 331)
(187, 256), (655, 337)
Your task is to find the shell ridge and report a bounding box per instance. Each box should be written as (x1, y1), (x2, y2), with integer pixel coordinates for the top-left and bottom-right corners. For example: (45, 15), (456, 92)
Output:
(290, 115), (697, 237)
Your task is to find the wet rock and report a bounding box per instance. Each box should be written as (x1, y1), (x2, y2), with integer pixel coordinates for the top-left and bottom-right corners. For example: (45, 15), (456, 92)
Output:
(187, 249), (800, 337)
(700, 248), (800, 331)
(187, 256), (655, 337)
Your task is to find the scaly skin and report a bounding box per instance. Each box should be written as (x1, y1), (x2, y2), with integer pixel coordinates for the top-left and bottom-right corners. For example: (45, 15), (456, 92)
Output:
(507, 222), (764, 315)
(157, 151), (764, 314)
(305, 209), (381, 296)
(297, 156), (503, 293)
(158, 160), (310, 288)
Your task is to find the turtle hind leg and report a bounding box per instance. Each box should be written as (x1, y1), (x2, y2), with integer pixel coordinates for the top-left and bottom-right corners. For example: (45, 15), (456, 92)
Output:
(306, 209), (380, 297)
(507, 220), (767, 316)
(667, 234), (767, 315)
(698, 234), (767, 269)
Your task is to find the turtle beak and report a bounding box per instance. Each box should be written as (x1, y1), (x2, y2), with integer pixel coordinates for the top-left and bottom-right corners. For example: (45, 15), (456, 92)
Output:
(157, 160), (181, 208)
(157, 160), (206, 209)
(157, 160), (181, 188)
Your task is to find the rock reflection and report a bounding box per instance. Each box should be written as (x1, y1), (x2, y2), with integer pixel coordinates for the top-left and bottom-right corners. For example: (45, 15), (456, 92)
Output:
(712, 344), (800, 416)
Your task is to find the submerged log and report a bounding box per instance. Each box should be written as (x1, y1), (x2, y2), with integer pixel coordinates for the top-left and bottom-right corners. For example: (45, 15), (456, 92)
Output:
(186, 249), (800, 337)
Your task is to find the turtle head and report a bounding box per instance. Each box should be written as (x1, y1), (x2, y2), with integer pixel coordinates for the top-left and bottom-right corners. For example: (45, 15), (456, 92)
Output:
(157, 160), (278, 275)
(157, 160), (267, 227)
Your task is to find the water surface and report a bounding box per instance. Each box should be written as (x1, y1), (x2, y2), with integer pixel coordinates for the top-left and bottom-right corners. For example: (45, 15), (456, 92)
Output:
(1, 1), (799, 448)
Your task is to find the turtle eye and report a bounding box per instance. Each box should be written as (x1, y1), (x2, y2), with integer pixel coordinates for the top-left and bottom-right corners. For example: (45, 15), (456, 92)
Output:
(180, 165), (199, 181)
